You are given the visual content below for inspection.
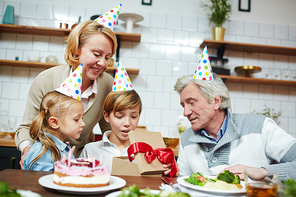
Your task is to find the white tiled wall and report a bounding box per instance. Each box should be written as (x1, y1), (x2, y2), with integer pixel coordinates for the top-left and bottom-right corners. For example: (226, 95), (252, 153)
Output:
(1, 0), (296, 138)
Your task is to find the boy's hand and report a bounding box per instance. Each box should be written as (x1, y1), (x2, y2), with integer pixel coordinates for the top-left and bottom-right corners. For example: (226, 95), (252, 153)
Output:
(163, 163), (180, 177)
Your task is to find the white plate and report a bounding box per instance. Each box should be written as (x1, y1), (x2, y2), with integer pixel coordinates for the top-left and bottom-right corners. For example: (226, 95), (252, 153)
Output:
(106, 189), (160, 197)
(177, 176), (246, 194)
(38, 174), (126, 195)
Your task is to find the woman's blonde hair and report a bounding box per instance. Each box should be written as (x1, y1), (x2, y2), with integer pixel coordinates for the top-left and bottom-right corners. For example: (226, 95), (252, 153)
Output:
(28, 91), (81, 169)
(64, 20), (117, 69)
(103, 90), (142, 116)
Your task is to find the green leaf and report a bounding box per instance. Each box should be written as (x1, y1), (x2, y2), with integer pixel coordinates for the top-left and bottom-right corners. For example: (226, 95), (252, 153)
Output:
(200, 0), (232, 27)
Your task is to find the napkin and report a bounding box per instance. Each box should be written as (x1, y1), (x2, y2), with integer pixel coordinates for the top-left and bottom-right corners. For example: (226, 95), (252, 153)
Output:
(17, 189), (42, 197)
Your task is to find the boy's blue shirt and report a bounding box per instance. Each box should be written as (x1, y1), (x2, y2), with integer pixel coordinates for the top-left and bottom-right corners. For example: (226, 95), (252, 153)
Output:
(24, 133), (74, 171)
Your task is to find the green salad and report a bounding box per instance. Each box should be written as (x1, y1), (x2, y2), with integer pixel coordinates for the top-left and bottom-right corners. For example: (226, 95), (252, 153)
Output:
(216, 170), (240, 184)
(282, 178), (296, 197)
(184, 170), (240, 186)
(0, 181), (21, 197)
(184, 172), (215, 186)
(116, 184), (190, 197)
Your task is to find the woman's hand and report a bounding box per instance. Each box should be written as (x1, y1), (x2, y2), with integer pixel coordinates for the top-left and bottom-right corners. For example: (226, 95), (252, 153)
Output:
(163, 163), (180, 177)
(20, 146), (30, 170)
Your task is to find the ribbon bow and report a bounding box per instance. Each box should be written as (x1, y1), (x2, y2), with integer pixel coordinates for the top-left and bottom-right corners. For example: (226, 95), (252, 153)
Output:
(127, 142), (177, 177)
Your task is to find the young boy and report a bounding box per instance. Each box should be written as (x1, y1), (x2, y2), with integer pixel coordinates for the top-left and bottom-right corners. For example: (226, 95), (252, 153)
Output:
(79, 62), (141, 170)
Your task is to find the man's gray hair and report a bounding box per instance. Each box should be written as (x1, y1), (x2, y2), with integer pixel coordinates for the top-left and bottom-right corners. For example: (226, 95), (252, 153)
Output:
(174, 73), (231, 110)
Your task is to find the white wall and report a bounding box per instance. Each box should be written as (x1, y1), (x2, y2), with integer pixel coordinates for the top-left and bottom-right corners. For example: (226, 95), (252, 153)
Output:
(1, 0), (296, 138)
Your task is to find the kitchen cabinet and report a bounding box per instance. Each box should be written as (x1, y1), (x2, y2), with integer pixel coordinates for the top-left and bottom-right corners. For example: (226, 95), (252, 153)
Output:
(0, 24), (141, 67)
(200, 40), (296, 87)
(0, 137), (21, 171)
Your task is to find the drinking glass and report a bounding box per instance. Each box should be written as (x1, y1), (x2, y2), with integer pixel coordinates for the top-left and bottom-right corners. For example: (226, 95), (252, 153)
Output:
(292, 71), (296, 81)
(262, 69), (271, 79)
(273, 70), (281, 80)
(8, 116), (17, 133)
(281, 70), (290, 81)
(244, 168), (278, 197)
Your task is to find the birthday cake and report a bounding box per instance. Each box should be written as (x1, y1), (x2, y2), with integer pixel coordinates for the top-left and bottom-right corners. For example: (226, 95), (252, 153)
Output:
(53, 157), (110, 188)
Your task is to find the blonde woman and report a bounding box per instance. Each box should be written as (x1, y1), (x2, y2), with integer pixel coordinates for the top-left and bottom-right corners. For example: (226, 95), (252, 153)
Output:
(16, 20), (117, 168)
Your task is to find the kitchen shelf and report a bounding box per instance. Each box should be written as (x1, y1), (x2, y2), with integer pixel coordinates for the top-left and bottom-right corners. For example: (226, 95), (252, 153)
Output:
(0, 60), (139, 75)
(218, 75), (296, 87)
(0, 24), (141, 42)
(200, 39), (296, 56)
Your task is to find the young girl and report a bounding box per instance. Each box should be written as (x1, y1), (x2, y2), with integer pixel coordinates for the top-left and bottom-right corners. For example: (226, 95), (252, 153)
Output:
(79, 89), (142, 170)
(24, 91), (85, 171)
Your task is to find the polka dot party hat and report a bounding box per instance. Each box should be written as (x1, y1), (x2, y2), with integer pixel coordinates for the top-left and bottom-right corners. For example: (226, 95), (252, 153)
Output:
(193, 46), (213, 80)
(55, 63), (83, 100)
(112, 62), (133, 91)
(94, 4), (122, 32)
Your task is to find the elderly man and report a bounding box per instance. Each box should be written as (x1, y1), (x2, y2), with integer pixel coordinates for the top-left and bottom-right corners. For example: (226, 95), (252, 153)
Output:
(174, 47), (296, 180)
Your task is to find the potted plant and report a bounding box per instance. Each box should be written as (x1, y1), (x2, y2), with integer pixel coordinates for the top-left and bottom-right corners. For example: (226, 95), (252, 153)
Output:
(201, 0), (232, 41)
(252, 105), (282, 125)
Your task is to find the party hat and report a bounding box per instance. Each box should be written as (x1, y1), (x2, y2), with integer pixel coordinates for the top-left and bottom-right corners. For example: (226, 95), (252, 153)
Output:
(112, 62), (133, 91)
(94, 4), (122, 32)
(55, 63), (83, 100)
(193, 46), (213, 80)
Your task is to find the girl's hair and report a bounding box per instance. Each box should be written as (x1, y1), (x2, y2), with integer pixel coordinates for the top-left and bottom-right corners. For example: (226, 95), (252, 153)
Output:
(28, 91), (81, 169)
(64, 20), (117, 69)
(174, 73), (231, 110)
(103, 90), (142, 116)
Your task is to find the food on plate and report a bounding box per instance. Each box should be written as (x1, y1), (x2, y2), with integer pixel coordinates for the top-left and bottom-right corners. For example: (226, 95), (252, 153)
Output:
(184, 171), (243, 191)
(116, 184), (190, 197)
(53, 158), (110, 188)
(216, 170), (240, 184)
(282, 178), (296, 197)
(0, 181), (21, 197)
(184, 172), (215, 186)
(203, 180), (240, 191)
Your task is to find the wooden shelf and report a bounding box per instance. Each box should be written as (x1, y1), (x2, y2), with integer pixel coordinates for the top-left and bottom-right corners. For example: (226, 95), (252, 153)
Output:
(0, 24), (141, 42)
(0, 60), (139, 75)
(200, 39), (296, 56)
(218, 75), (296, 87)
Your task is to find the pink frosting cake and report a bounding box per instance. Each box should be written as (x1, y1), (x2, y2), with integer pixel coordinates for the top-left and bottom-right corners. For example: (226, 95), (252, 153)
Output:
(53, 158), (110, 188)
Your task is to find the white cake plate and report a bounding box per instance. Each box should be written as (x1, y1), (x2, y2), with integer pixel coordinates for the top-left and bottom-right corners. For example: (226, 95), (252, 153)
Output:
(119, 13), (144, 33)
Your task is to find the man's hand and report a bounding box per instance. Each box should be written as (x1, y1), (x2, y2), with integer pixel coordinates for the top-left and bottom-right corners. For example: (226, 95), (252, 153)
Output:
(20, 146), (30, 170)
(221, 164), (268, 180)
(163, 163), (180, 177)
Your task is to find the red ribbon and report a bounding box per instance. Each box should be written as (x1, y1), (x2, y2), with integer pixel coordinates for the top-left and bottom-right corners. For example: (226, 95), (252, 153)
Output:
(127, 142), (177, 177)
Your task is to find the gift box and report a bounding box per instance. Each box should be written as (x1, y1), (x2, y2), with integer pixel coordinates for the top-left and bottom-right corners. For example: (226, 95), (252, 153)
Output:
(111, 130), (168, 177)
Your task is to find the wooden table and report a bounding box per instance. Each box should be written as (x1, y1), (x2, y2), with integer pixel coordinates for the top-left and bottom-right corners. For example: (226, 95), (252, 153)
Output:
(0, 169), (177, 197)
(0, 136), (16, 147)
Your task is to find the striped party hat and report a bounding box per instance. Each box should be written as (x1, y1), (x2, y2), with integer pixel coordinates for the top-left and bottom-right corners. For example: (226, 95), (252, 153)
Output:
(94, 4), (122, 32)
(112, 62), (133, 91)
(55, 63), (83, 100)
(193, 46), (213, 80)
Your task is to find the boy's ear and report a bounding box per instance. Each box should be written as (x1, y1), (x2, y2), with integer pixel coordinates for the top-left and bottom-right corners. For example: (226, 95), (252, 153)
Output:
(48, 117), (59, 129)
(103, 111), (110, 123)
